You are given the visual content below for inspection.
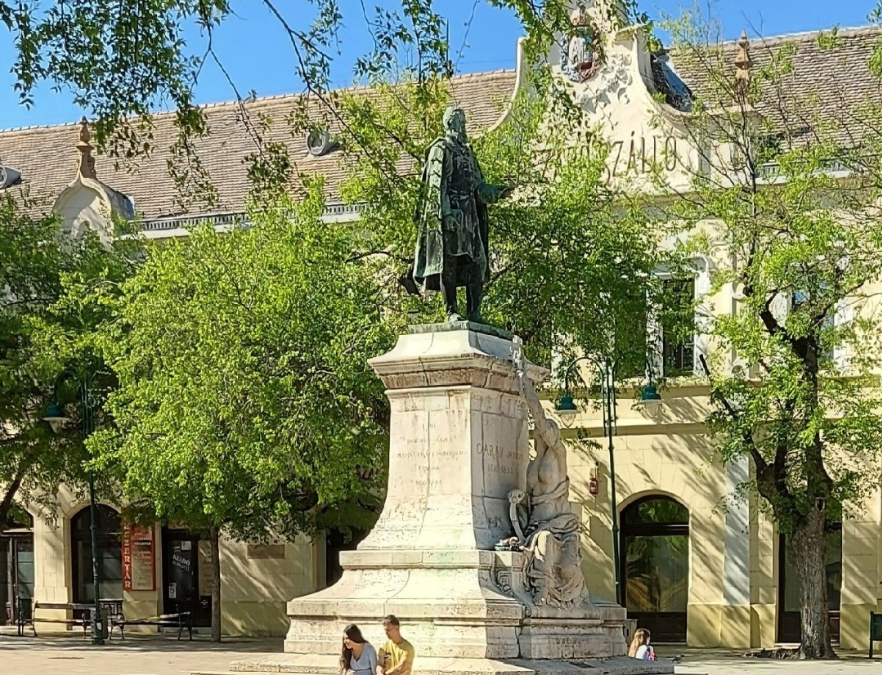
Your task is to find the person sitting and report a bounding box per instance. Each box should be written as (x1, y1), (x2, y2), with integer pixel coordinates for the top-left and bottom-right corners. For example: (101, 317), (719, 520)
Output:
(341, 624), (377, 675)
(628, 627), (656, 661)
(376, 615), (415, 675)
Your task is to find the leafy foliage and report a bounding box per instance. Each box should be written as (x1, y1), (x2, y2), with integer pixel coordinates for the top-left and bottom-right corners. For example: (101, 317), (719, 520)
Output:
(92, 188), (396, 542)
(0, 195), (139, 524)
(657, 11), (882, 657)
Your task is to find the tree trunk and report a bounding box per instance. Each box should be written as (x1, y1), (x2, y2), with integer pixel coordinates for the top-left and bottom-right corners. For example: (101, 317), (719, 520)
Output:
(790, 511), (836, 659)
(209, 526), (222, 643)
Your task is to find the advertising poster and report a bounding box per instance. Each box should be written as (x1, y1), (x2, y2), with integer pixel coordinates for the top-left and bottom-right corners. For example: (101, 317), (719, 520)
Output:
(122, 523), (156, 591)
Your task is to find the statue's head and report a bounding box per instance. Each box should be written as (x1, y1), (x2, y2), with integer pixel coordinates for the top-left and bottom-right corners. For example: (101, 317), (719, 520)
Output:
(443, 105), (467, 141)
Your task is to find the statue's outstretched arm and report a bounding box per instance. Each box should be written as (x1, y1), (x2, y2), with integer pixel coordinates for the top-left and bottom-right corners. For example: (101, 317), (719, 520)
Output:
(473, 153), (511, 204)
(512, 341), (560, 451)
(477, 181), (510, 204)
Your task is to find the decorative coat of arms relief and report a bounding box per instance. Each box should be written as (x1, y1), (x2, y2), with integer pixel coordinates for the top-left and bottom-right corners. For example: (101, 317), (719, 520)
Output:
(560, 8), (602, 83)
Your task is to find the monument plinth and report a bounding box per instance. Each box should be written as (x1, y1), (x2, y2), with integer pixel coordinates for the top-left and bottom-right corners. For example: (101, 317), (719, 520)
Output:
(278, 326), (662, 674)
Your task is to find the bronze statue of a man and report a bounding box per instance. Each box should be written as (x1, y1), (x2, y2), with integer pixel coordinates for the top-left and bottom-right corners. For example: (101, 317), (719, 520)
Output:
(410, 105), (511, 323)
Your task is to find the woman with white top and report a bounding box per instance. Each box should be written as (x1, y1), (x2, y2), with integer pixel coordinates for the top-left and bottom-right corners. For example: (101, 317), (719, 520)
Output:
(628, 627), (656, 660)
(340, 624), (377, 675)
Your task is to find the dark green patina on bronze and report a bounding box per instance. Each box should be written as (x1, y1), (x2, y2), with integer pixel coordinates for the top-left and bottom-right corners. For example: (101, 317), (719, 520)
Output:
(405, 105), (511, 324)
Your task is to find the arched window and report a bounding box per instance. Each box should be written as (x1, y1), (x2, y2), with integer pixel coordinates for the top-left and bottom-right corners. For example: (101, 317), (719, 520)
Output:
(70, 505), (122, 602)
(621, 495), (690, 642)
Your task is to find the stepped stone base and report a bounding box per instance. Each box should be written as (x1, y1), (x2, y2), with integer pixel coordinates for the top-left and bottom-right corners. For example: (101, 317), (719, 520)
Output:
(197, 653), (674, 675)
(285, 548), (628, 661)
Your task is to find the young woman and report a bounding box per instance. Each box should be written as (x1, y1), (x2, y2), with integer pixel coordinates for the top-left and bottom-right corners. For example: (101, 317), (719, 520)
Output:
(340, 624), (378, 675)
(628, 628), (655, 660)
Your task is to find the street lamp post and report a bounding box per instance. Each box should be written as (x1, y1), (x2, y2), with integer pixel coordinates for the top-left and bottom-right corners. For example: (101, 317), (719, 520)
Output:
(43, 370), (107, 646)
(556, 355), (660, 608)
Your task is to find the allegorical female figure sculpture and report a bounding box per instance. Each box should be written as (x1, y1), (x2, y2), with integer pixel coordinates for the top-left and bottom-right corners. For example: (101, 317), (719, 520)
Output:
(510, 341), (587, 607)
(410, 105), (511, 324)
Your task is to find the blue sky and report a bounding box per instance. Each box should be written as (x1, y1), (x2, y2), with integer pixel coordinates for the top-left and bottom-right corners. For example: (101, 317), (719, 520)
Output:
(0, 0), (875, 129)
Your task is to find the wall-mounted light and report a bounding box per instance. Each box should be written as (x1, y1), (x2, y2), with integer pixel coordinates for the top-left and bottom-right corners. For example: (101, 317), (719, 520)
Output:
(588, 461), (600, 496)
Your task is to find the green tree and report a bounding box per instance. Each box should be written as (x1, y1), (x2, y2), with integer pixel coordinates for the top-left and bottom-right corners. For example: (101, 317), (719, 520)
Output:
(658, 12), (882, 658)
(0, 195), (139, 621)
(92, 188), (396, 641)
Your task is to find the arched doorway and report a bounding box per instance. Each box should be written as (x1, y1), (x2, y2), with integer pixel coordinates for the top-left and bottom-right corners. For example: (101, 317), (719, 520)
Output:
(70, 505), (123, 602)
(620, 495), (690, 642)
(777, 523), (842, 643)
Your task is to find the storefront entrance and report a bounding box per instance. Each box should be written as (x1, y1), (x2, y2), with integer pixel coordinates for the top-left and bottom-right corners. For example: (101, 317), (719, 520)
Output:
(161, 529), (212, 627)
(620, 495), (690, 642)
(71, 505), (123, 603)
(777, 524), (842, 643)
(1, 510), (35, 625)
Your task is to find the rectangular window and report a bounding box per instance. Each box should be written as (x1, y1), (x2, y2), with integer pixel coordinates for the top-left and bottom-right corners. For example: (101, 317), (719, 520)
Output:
(615, 300), (648, 380)
(624, 533), (689, 612)
(791, 290), (835, 361)
(662, 279), (695, 377)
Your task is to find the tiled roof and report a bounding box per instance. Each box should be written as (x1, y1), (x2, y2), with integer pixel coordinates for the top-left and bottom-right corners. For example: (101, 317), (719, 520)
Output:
(0, 70), (517, 221)
(670, 26), (882, 145)
(2, 26), (880, 222)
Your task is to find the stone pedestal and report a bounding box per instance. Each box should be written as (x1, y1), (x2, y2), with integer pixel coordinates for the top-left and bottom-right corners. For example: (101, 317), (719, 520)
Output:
(218, 325), (670, 675)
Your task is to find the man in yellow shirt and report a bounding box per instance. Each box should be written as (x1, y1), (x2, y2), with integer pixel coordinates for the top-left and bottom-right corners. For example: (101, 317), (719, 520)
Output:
(376, 615), (415, 675)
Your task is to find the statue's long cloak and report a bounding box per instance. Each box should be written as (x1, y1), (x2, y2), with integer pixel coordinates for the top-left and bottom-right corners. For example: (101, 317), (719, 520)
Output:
(412, 136), (495, 291)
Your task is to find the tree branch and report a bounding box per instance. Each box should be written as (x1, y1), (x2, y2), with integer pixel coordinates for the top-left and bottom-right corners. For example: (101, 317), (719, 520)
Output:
(698, 354), (769, 476)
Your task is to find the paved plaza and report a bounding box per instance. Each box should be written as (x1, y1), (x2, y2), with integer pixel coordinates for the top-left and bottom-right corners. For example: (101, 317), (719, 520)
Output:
(0, 637), (880, 675)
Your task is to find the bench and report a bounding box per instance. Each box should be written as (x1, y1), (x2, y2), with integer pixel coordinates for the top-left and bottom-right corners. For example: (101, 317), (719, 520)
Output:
(111, 612), (192, 641)
(17, 599), (123, 638)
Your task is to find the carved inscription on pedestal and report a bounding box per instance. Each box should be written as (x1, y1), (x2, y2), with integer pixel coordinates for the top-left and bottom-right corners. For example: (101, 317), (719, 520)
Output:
(428, 437), (457, 493)
(478, 443), (518, 476)
(393, 436), (430, 493)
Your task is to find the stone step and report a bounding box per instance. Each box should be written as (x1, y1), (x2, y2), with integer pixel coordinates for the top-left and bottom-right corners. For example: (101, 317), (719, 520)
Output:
(191, 654), (677, 675)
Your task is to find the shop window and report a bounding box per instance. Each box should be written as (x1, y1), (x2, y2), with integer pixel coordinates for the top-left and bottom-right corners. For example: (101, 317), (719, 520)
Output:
(162, 528), (213, 628)
(71, 505), (123, 602)
(2, 508), (34, 625)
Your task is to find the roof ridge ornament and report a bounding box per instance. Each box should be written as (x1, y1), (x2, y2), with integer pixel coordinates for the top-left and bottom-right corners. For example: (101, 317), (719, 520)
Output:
(76, 116), (97, 179)
(734, 30), (753, 100)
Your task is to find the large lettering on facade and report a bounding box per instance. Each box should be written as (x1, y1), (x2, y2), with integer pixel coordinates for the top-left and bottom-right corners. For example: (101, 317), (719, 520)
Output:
(608, 134), (682, 178)
(554, 132), (692, 186)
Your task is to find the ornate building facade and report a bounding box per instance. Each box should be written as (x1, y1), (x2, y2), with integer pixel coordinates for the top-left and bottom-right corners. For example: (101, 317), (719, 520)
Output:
(1, 1), (881, 649)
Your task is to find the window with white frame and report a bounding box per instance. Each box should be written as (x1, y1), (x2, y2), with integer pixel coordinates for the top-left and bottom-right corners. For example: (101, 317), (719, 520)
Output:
(648, 257), (712, 379)
(788, 288), (852, 370)
(661, 278), (696, 377)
